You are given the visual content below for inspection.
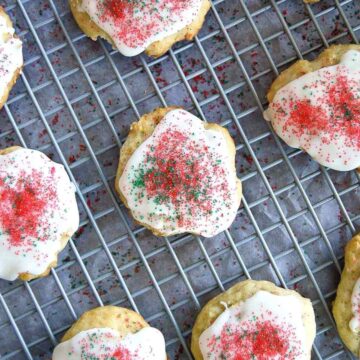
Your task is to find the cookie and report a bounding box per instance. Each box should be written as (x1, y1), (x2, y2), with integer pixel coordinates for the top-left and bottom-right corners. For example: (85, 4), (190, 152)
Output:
(191, 280), (316, 360)
(69, 0), (211, 58)
(264, 44), (360, 171)
(115, 107), (242, 238)
(52, 306), (167, 359)
(0, 146), (79, 281)
(333, 234), (360, 357)
(0, 7), (23, 110)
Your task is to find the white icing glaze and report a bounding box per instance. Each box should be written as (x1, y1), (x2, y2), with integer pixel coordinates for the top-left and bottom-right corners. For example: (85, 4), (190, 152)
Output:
(264, 50), (360, 171)
(119, 109), (240, 237)
(52, 327), (167, 359)
(0, 148), (79, 281)
(199, 291), (309, 360)
(78, 0), (204, 56)
(350, 278), (360, 333)
(0, 10), (23, 104)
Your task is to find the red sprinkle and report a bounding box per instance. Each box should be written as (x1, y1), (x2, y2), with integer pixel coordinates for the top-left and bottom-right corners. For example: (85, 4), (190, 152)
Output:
(328, 75), (360, 144)
(0, 169), (57, 246)
(207, 320), (302, 360)
(282, 74), (360, 149)
(110, 346), (132, 360)
(138, 129), (229, 228)
(103, 0), (127, 19)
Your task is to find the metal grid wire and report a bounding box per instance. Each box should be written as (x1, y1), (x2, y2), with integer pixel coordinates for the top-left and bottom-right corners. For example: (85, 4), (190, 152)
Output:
(0, 0), (359, 359)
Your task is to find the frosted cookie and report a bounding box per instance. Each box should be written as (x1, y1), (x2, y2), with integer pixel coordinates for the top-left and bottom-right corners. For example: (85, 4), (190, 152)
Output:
(264, 45), (360, 171)
(333, 234), (360, 357)
(0, 7), (23, 109)
(191, 280), (316, 360)
(0, 147), (79, 281)
(115, 108), (242, 238)
(69, 0), (211, 58)
(52, 306), (167, 359)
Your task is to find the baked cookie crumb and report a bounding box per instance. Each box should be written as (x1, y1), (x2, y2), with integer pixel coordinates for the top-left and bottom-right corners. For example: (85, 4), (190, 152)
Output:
(115, 107), (242, 237)
(0, 146), (79, 281)
(53, 306), (167, 359)
(0, 7), (23, 109)
(333, 234), (360, 357)
(69, 0), (211, 58)
(265, 45), (360, 172)
(191, 280), (316, 360)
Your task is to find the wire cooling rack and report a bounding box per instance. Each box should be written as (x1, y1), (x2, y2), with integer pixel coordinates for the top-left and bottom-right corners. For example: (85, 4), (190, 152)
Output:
(0, 0), (359, 359)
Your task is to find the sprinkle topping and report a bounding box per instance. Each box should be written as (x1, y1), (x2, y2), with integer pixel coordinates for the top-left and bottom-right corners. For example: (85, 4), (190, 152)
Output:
(350, 278), (360, 333)
(119, 109), (240, 237)
(281, 74), (360, 148)
(0, 169), (56, 247)
(142, 129), (226, 222)
(0, 148), (79, 281)
(264, 50), (360, 171)
(207, 320), (300, 360)
(79, 0), (204, 56)
(52, 327), (167, 360)
(199, 291), (308, 360)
